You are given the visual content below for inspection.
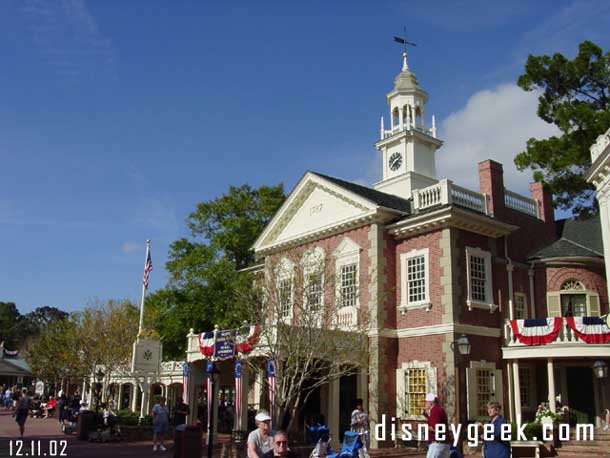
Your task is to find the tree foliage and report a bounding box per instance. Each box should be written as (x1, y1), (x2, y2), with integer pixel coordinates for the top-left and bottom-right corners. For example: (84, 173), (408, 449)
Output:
(146, 184), (285, 359)
(0, 303), (68, 350)
(516, 40), (610, 216)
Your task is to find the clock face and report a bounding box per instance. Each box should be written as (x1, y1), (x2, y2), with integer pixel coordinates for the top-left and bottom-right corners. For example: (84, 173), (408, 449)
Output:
(389, 152), (402, 171)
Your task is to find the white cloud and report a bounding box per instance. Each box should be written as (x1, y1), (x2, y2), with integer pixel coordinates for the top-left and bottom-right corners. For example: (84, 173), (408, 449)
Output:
(436, 84), (560, 195)
(121, 242), (141, 254)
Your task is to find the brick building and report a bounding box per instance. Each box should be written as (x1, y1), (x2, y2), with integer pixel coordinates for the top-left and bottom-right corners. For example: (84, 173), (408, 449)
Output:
(248, 51), (610, 441)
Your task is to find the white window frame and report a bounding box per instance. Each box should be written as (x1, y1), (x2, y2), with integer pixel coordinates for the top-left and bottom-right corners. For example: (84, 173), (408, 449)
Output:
(302, 247), (325, 314)
(514, 292), (528, 320)
(547, 280), (601, 317)
(395, 361), (437, 420)
(465, 246), (497, 313)
(275, 258), (294, 322)
(334, 238), (361, 309)
(466, 360), (503, 421)
(399, 248), (431, 314)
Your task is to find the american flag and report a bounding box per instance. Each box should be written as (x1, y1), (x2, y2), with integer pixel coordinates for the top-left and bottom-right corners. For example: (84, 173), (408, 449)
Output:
(267, 359), (276, 428)
(143, 249), (153, 289)
(182, 361), (190, 406)
(235, 360), (242, 430)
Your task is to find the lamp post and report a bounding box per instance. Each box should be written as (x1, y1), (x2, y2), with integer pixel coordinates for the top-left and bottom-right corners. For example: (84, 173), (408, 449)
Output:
(593, 360), (608, 428)
(450, 335), (471, 452)
(94, 369), (105, 413)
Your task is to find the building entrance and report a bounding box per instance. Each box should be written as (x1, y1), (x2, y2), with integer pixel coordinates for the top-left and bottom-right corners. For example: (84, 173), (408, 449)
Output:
(566, 367), (595, 424)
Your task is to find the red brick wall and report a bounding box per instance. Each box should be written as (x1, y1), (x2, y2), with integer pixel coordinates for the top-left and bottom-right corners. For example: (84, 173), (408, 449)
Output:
(395, 230), (443, 329)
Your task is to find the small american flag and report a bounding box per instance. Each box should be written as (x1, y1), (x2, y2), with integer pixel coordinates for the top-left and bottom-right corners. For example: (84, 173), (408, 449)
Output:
(182, 361), (190, 406)
(267, 359), (276, 428)
(143, 249), (153, 289)
(235, 360), (242, 430)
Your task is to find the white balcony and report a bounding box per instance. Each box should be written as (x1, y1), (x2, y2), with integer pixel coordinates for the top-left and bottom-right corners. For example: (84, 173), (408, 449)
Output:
(502, 319), (610, 359)
(382, 122), (436, 139)
(504, 189), (539, 218)
(412, 179), (489, 215)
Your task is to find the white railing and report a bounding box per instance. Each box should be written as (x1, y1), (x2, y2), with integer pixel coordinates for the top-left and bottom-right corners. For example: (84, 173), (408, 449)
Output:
(504, 189), (539, 218)
(160, 361), (185, 374)
(412, 179), (488, 215)
(504, 319), (587, 347)
(334, 306), (358, 329)
(382, 123), (435, 139)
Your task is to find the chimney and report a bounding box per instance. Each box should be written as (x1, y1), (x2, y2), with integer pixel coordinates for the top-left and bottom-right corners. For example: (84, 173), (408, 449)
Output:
(478, 160), (505, 217)
(530, 181), (554, 223)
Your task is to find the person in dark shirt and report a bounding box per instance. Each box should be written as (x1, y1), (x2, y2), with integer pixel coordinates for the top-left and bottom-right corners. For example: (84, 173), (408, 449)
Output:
(173, 397), (190, 427)
(262, 430), (300, 458)
(421, 393), (450, 458)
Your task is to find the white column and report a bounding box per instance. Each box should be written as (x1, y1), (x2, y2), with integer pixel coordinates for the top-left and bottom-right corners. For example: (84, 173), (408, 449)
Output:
(131, 384), (139, 412)
(547, 359), (556, 412)
(328, 378), (340, 445)
(405, 106), (411, 129)
(253, 370), (263, 411)
(506, 362), (514, 421)
(390, 109), (395, 130)
(81, 380), (87, 400)
(139, 378), (150, 419)
(528, 268), (536, 318)
(88, 377), (94, 408)
(512, 360), (522, 424)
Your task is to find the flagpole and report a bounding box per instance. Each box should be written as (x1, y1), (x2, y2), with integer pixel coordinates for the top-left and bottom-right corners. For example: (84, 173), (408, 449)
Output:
(138, 239), (151, 334)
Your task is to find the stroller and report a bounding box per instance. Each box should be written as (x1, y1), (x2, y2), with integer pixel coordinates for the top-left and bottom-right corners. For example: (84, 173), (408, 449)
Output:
(309, 425), (333, 458)
(327, 431), (363, 458)
(61, 407), (78, 434)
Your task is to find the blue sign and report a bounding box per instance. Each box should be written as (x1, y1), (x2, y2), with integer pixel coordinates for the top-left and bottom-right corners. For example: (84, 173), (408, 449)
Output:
(206, 361), (215, 374)
(235, 359), (242, 379)
(214, 330), (236, 360)
(267, 359), (276, 378)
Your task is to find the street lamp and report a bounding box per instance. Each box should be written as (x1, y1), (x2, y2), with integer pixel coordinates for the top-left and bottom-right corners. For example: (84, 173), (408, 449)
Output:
(593, 360), (608, 380)
(450, 334), (471, 453)
(94, 369), (105, 412)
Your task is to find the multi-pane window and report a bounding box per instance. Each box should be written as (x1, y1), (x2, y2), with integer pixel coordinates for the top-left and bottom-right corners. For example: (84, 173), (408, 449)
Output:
(476, 369), (494, 417)
(405, 368), (427, 416)
(339, 263), (358, 307)
(560, 294), (586, 317)
(305, 273), (323, 312)
(519, 367), (531, 407)
(407, 255), (426, 303)
(469, 255), (487, 302)
(514, 293), (527, 319)
(278, 278), (293, 318)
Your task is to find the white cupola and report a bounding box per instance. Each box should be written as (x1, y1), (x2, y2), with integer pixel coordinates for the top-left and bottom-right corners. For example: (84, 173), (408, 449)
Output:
(374, 52), (443, 200)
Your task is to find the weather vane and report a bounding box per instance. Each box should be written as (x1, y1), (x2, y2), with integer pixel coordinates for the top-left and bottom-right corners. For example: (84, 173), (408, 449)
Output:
(393, 27), (416, 71)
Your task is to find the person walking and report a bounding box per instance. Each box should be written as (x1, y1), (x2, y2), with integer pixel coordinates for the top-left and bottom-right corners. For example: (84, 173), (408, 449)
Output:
(350, 398), (370, 458)
(482, 402), (510, 458)
(262, 430), (300, 458)
(247, 411), (274, 458)
(152, 396), (170, 452)
(13, 388), (32, 438)
(421, 393), (450, 458)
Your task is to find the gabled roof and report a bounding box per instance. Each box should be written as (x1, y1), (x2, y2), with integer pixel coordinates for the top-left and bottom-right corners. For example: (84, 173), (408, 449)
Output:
(528, 215), (603, 260)
(310, 172), (412, 214)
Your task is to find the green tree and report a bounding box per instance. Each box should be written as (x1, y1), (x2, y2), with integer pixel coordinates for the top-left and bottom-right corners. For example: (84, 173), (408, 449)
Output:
(0, 302), (22, 348)
(147, 184), (285, 359)
(516, 40), (610, 216)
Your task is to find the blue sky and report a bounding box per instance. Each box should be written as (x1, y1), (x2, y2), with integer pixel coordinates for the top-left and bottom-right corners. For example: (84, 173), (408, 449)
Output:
(2, 0), (609, 313)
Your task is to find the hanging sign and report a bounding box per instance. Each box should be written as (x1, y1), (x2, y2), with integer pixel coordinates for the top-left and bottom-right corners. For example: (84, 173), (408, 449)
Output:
(214, 330), (236, 360)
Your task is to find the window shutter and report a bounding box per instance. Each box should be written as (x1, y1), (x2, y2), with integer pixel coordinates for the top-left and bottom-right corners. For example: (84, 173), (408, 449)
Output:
(465, 368), (477, 421)
(492, 369), (503, 404)
(396, 369), (406, 418)
(588, 294), (601, 316)
(426, 366), (437, 394)
(547, 293), (561, 317)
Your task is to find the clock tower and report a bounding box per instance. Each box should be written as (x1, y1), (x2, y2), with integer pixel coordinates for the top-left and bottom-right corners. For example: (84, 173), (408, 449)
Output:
(374, 52), (443, 200)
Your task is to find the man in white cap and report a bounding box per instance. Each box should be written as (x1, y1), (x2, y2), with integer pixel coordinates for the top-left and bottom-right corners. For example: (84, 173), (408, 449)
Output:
(421, 393), (450, 458)
(247, 410), (274, 458)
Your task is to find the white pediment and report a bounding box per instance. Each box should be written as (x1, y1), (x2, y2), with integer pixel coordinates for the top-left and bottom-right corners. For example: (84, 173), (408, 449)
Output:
(254, 173), (379, 253)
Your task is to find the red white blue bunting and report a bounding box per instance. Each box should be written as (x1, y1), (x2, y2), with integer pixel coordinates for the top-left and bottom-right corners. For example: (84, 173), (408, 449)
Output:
(509, 317), (563, 346)
(198, 331), (215, 356)
(565, 316), (610, 344)
(236, 324), (261, 353)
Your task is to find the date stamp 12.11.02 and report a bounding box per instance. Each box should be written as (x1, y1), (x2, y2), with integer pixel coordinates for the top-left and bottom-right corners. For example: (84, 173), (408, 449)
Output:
(7, 440), (68, 457)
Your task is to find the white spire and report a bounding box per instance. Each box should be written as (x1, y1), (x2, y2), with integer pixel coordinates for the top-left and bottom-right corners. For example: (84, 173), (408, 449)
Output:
(402, 52), (409, 71)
